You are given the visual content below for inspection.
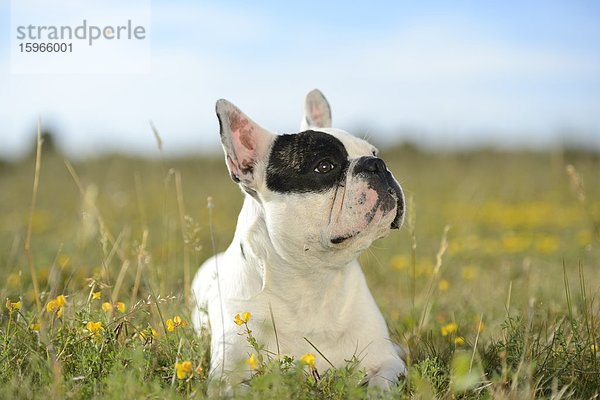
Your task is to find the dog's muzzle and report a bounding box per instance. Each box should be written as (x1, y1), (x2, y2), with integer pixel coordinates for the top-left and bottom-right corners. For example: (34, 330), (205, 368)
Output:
(353, 156), (404, 229)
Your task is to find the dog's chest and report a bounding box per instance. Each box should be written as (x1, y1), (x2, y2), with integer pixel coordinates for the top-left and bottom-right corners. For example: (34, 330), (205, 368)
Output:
(238, 269), (374, 364)
(247, 299), (359, 367)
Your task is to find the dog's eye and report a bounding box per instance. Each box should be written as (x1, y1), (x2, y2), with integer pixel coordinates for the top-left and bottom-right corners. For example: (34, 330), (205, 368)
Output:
(314, 160), (335, 174)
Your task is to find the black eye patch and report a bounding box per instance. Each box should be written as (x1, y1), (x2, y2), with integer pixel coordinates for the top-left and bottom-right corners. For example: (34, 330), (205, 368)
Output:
(266, 130), (349, 194)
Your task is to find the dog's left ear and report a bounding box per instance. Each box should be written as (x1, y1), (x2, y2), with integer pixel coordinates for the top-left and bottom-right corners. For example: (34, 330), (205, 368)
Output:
(216, 99), (275, 188)
(301, 89), (332, 130)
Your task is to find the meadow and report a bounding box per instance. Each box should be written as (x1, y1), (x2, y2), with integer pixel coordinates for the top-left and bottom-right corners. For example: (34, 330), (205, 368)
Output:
(0, 137), (599, 399)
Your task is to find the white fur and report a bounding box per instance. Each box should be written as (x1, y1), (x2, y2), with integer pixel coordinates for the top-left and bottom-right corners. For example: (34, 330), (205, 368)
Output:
(192, 91), (406, 390)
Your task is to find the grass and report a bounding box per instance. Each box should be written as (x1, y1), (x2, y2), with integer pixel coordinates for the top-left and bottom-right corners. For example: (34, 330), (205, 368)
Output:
(0, 138), (599, 399)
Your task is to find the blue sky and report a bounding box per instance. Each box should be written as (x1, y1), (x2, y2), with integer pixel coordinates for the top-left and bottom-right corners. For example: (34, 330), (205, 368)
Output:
(1, 0), (599, 159)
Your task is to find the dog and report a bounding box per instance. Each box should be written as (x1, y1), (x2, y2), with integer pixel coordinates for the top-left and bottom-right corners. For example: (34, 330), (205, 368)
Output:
(191, 89), (407, 390)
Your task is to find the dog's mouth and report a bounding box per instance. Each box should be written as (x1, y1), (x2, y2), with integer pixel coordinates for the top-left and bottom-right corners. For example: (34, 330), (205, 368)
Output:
(388, 183), (405, 230)
(328, 176), (404, 245)
(331, 232), (357, 244)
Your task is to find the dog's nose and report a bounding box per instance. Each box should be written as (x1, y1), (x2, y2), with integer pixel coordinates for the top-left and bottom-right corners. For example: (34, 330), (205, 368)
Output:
(354, 156), (388, 175)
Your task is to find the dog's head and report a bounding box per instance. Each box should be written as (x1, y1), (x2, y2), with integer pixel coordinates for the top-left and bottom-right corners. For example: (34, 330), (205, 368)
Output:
(216, 90), (404, 265)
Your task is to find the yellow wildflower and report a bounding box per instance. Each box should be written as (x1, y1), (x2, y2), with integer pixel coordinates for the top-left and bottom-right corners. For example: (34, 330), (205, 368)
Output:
(438, 279), (450, 292)
(116, 302), (126, 313)
(454, 336), (465, 345)
(55, 295), (66, 307)
(102, 302), (113, 312)
(46, 295), (66, 317)
(441, 322), (458, 336)
(300, 353), (316, 368)
(140, 327), (159, 341)
(92, 291), (102, 300)
(5, 299), (21, 312)
(461, 266), (477, 281)
(85, 321), (104, 334)
(166, 319), (175, 332)
(176, 361), (193, 379)
(242, 311), (251, 323)
(165, 316), (187, 332)
(246, 353), (259, 370)
(30, 322), (41, 331)
(46, 299), (57, 313)
(173, 315), (188, 327)
(390, 255), (410, 270)
(234, 312), (251, 326)
(501, 233), (531, 253)
(535, 235), (560, 254)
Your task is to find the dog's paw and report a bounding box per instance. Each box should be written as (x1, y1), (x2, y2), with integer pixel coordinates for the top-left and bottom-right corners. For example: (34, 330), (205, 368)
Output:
(365, 358), (407, 392)
(367, 374), (395, 391)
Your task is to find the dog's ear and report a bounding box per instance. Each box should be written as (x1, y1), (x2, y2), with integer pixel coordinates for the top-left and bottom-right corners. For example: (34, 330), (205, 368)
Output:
(216, 99), (275, 188)
(301, 89), (332, 130)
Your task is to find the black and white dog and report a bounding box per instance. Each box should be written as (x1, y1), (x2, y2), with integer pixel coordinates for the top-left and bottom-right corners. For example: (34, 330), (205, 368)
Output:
(192, 90), (406, 389)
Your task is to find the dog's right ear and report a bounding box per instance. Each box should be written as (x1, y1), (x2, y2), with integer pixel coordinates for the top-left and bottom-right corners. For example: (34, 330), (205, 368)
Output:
(216, 99), (275, 188)
(301, 89), (332, 130)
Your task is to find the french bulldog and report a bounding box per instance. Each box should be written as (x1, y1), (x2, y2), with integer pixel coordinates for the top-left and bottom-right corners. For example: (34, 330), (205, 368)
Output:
(191, 89), (406, 390)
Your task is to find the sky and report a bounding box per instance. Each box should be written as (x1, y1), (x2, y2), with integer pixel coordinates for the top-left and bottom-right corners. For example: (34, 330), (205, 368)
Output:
(1, 0), (599, 160)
